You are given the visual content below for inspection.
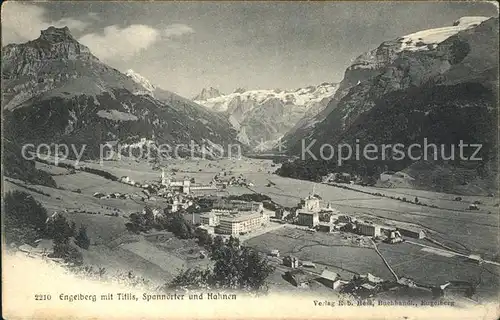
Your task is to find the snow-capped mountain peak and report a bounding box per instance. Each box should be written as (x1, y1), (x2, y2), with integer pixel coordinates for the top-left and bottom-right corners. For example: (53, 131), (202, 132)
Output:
(350, 16), (491, 72)
(194, 83), (338, 112)
(282, 16), (498, 160)
(193, 83), (339, 148)
(125, 69), (156, 92)
(398, 16), (489, 52)
(453, 16), (490, 27)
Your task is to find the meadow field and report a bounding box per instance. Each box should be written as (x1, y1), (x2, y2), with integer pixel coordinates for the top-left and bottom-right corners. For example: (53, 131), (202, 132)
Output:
(246, 227), (395, 280)
(377, 242), (500, 300)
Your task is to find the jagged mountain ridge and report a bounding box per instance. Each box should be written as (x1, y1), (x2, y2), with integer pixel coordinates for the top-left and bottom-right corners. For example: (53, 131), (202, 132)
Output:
(2, 26), (239, 159)
(278, 16), (498, 194)
(194, 83), (339, 148)
(193, 87), (223, 101)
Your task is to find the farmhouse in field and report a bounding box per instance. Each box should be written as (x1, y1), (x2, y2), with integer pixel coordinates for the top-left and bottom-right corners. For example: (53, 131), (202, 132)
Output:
(318, 270), (342, 290)
(379, 171), (415, 182)
(467, 254), (483, 264)
(269, 249), (280, 257)
(284, 269), (311, 287)
(302, 261), (316, 268)
(283, 255), (299, 268)
(120, 176), (136, 185)
(93, 192), (105, 198)
(397, 226), (426, 239)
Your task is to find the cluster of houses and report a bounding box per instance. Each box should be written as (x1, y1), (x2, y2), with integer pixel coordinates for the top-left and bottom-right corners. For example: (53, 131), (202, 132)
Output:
(274, 192), (426, 243)
(213, 173), (255, 188)
(283, 257), (470, 300)
(322, 171), (415, 185)
(279, 249), (444, 299)
(93, 192), (130, 200)
(284, 268), (344, 290)
(340, 273), (387, 298)
(119, 176), (138, 186)
(113, 168), (257, 211)
(164, 193), (194, 213)
(282, 253), (387, 295)
(117, 169), (270, 235)
(112, 169), (221, 205)
(322, 172), (357, 184)
(379, 171), (415, 183)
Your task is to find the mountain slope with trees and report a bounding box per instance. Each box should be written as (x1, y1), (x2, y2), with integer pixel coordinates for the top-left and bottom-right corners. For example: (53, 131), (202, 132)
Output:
(278, 17), (498, 194)
(2, 26), (239, 161)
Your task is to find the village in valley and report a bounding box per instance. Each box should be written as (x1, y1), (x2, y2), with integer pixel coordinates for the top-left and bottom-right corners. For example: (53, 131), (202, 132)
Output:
(2, 4), (499, 315)
(5, 154), (499, 304)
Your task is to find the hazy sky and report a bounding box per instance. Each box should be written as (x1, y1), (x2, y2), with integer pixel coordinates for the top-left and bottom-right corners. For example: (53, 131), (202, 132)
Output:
(2, 1), (497, 97)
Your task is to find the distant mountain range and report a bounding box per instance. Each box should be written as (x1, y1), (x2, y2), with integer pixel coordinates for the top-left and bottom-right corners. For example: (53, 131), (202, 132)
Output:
(194, 83), (339, 149)
(278, 16), (498, 194)
(2, 26), (239, 161)
(2, 17), (498, 194)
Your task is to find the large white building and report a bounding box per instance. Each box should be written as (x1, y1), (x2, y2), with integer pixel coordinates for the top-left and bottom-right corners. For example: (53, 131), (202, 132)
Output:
(199, 200), (269, 235)
(216, 212), (269, 235)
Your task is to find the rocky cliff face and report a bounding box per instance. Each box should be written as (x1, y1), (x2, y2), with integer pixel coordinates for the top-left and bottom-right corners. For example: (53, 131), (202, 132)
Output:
(194, 83), (338, 149)
(282, 16), (492, 153)
(278, 17), (498, 194)
(2, 26), (239, 160)
(2, 26), (144, 110)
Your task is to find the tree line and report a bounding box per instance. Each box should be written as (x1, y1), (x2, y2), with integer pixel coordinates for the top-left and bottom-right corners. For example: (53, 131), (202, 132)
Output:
(168, 235), (274, 292)
(4, 190), (91, 265)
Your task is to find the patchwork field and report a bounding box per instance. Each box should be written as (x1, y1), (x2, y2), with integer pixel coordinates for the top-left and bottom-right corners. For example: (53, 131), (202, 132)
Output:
(80, 244), (174, 284)
(343, 183), (499, 212)
(52, 171), (143, 195)
(377, 242), (500, 299)
(198, 163), (499, 259)
(245, 227), (395, 281)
